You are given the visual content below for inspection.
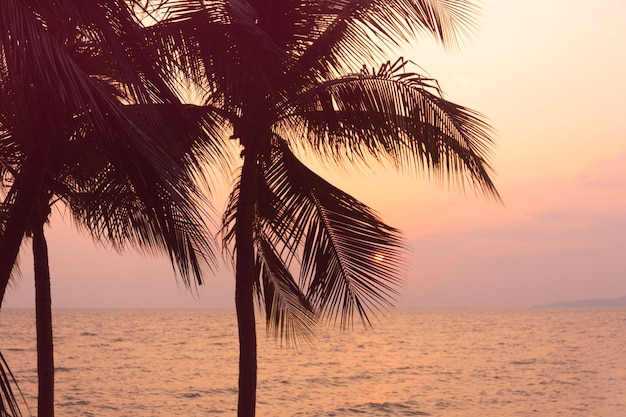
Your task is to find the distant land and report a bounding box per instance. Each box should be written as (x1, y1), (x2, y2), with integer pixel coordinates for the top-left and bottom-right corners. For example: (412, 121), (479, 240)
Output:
(536, 295), (626, 308)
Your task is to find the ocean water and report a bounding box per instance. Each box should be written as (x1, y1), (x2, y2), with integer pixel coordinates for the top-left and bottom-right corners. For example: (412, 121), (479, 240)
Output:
(1, 309), (624, 416)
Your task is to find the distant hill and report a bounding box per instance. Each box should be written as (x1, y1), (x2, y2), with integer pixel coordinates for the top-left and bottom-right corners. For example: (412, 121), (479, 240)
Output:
(536, 295), (626, 308)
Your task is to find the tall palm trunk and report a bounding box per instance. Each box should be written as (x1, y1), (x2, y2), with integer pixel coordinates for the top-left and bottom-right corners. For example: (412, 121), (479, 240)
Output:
(235, 151), (258, 417)
(32, 201), (54, 417)
(0, 146), (50, 306)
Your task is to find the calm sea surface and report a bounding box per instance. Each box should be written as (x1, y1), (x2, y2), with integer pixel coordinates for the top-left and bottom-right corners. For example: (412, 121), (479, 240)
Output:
(1, 309), (624, 416)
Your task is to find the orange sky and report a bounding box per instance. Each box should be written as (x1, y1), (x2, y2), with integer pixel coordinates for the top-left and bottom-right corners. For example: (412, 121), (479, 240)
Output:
(4, 0), (626, 309)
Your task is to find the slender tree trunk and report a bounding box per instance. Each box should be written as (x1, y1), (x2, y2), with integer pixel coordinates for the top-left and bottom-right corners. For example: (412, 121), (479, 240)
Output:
(0, 147), (50, 307)
(32, 204), (54, 417)
(235, 151), (258, 417)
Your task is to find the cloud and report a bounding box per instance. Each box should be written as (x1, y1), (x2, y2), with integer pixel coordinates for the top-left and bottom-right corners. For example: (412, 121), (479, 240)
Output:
(578, 153), (626, 190)
(399, 207), (626, 309)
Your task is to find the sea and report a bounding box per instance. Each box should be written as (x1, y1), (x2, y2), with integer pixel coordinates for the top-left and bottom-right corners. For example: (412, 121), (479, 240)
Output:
(1, 309), (624, 416)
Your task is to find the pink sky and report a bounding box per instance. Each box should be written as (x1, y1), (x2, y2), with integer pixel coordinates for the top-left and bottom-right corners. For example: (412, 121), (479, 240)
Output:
(4, 0), (626, 309)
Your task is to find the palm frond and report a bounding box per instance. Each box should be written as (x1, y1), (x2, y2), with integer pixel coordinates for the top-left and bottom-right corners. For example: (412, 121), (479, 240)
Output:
(0, 0), (203, 189)
(33, 101), (233, 288)
(0, 184), (23, 286)
(254, 235), (317, 346)
(289, 58), (500, 200)
(0, 147), (26, 285)
(69, 175), (215, 287)
(143, 0), (293, 111)
(296, 0), (481, 77)
(223, 174), (317, 345)
(223, 137), (405, 330)
(0, 1), (130, 134)
(0, 351), (27, 417)
(260, 139), (405, 329)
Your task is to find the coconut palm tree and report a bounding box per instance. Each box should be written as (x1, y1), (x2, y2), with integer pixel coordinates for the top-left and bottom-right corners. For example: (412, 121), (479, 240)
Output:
(1, 110), (222, 417)
(147, 1), (500, 415)
(0, 2), (226, 416)
(0, 0), (220, 304)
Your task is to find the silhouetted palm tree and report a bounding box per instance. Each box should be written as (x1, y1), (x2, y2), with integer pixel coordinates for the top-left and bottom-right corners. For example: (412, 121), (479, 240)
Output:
(148, 1), (500, 415)
(0, 2), (225, 416)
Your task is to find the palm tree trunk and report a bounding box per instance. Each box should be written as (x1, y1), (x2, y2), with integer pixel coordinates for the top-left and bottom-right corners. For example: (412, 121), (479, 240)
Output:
(235, 152), (258, 417)
(0, 147), (50, 307)
(32, 206), (54, 417)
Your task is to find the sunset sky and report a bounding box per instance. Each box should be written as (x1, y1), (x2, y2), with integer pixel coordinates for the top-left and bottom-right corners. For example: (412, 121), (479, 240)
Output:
(4, 0), (626, 309)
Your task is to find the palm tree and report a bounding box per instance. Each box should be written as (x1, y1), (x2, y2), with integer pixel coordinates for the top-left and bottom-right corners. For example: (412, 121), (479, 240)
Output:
(0, 0), (218, 303)
(148, 1), (500, 416)
(0, 2), (226, 416)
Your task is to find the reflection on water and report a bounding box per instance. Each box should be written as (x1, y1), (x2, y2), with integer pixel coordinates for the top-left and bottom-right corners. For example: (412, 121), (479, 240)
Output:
(1, 309), (625, 416)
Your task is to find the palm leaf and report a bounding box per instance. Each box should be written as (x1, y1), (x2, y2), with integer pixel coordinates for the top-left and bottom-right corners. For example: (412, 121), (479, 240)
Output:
(254, 235), (317, 345)
(294, 0), (481, 77)
(143, 0), (304, 116)
(259, 139), (405, 329)
(0, 351), (28, 417)
(290, 58), (500, 199)
(223, 175), (317, 345)
(0, 184), (23, 286)
(49, 104), (229, 287)
(0, 0), (198, 190)
(0, 135), (24, 284)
